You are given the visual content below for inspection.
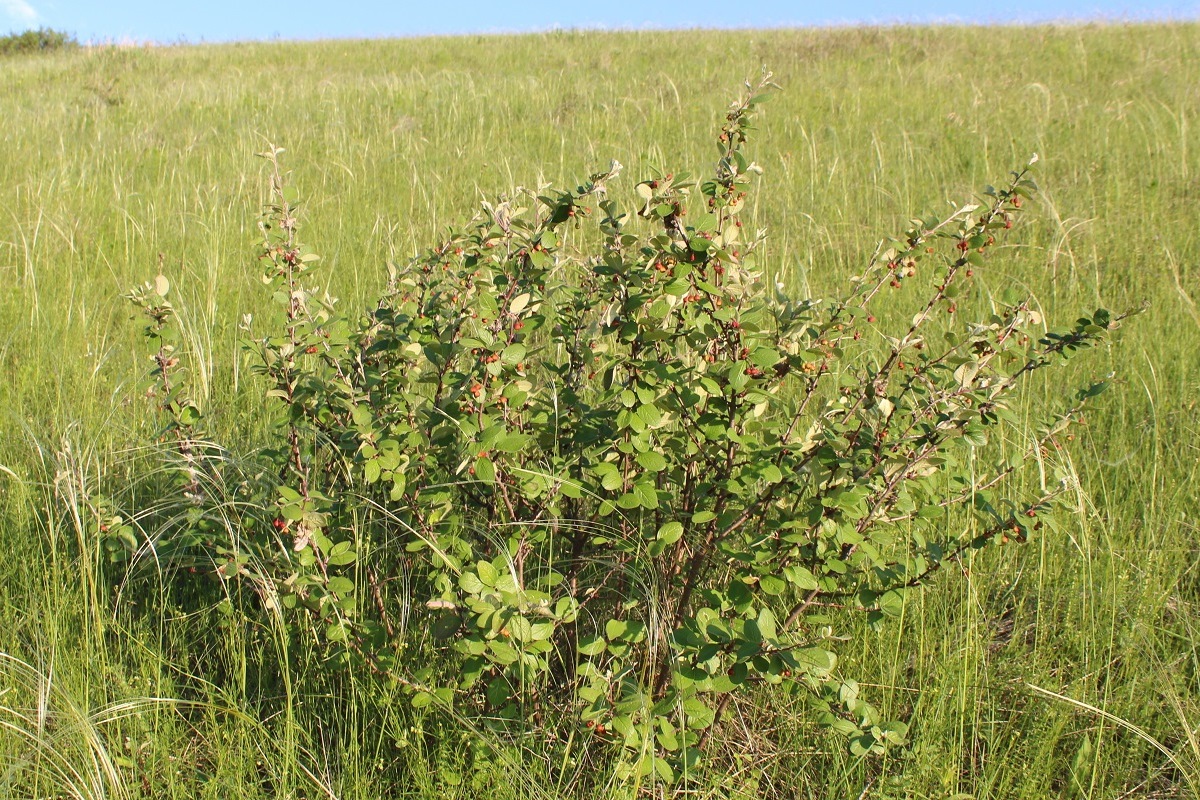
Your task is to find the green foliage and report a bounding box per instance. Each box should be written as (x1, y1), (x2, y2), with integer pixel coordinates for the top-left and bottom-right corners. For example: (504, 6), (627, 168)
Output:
(120, 73), (1137, 787)
(0, 27), (78, 56)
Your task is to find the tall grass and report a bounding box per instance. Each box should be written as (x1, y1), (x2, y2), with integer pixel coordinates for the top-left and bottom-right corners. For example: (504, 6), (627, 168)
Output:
(0, 23), (1197, 798)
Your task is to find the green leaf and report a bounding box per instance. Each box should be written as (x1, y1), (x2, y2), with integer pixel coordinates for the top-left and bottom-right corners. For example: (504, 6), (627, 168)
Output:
(606, 619), (646, 642)
(636, 451), (668, 472)
(431, 611), (461, 639)
(327, 576), (355, 595)
(877, 589), (905, 618)
(759, 575), (786, 595)
(501, 343), (527, 365)
(577, 635), (607, 656)
(636, 403), (663, 429)
(350, 404), (373, 427)
(757, 607), (777, 640)
(495, 433), (529, 453)
(477, 561), (498, 587)
(327, 548), (357, 566)
(750, 347), (780, 369)
(849, 734), (875, 756)
(634, 480), (659, 509)
(657, 521), (684, 545)
(474, 456), (496, 483)
(459, 571), (483, 593)
(617, 492), (641, 509)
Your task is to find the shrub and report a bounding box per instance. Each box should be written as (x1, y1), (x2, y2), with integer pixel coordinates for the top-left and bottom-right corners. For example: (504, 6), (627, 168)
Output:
(121, 74), (1134, 785)
(0, 28), (78, 56)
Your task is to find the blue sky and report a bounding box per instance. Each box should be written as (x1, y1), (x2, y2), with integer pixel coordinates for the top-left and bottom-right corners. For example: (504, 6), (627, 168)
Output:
(3, 0), (1197, 43)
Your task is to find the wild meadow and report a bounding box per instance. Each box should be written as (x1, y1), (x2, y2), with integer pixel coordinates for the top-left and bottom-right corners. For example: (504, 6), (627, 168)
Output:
(0, 23), (1197, 799)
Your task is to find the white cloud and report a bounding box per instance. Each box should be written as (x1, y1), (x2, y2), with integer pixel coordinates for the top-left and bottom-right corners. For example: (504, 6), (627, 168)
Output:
(1, 0), (40, 26)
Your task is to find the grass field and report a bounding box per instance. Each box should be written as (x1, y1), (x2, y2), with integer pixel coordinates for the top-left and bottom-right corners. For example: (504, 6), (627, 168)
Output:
(1, 23), (1198, 799)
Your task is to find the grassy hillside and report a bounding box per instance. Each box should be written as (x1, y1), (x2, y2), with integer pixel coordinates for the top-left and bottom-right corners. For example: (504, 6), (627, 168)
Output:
(0, 24), (1197, 799)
